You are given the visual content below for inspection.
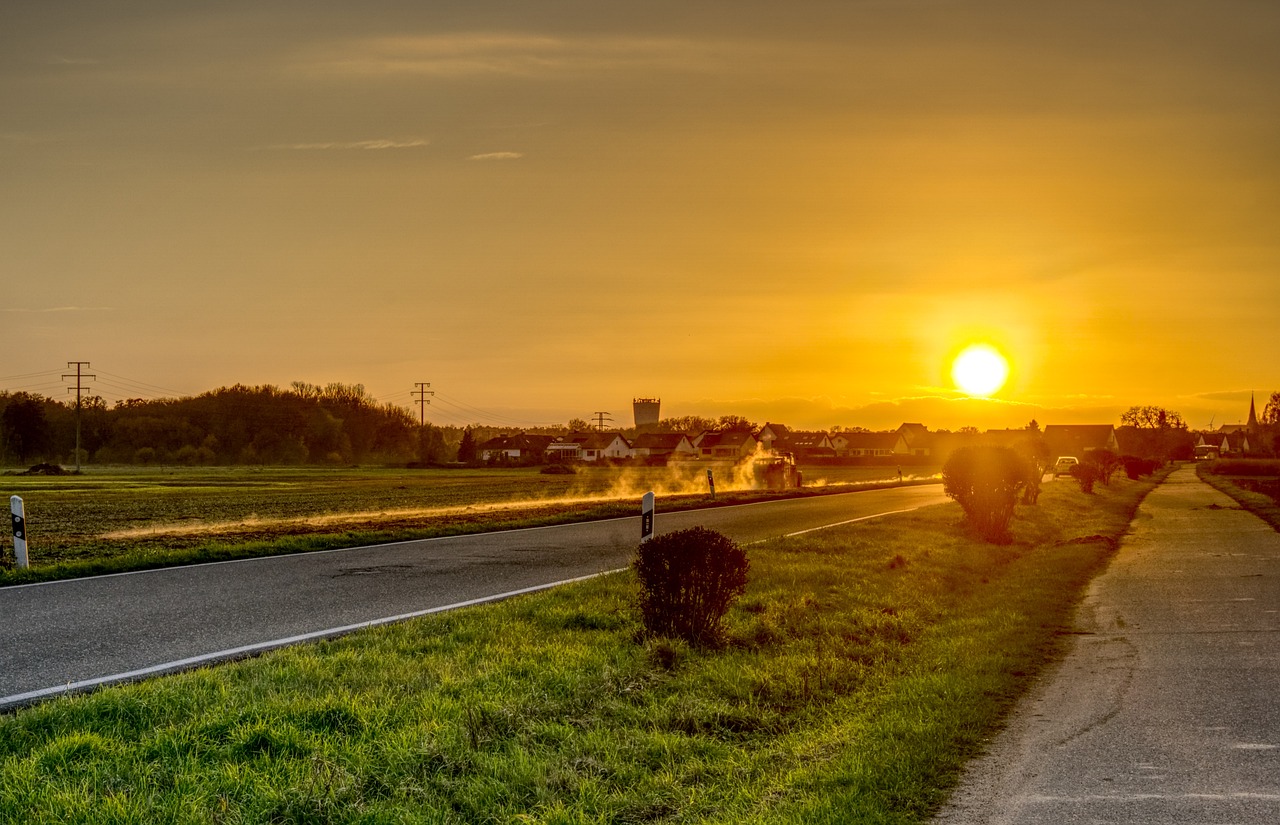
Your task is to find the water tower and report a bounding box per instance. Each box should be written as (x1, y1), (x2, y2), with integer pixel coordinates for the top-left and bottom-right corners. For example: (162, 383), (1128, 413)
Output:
(633, 398), (661, 428)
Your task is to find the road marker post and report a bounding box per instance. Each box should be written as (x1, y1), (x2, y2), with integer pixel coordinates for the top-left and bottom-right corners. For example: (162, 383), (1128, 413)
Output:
(10, 495), (28, 569)
(640, 491), (655, 542)
(707, 469), (716, 501)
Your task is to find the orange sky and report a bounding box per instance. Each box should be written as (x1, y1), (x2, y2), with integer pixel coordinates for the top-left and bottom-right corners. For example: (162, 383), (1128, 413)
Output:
(3, 2), (1277, 431)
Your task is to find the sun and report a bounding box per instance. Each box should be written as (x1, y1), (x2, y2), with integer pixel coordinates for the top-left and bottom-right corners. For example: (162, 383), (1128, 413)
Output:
(951, 344), (1009, 397)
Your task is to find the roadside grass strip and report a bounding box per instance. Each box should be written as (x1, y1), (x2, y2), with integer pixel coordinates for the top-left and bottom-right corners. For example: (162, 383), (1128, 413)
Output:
(0, 474), (1160, 823)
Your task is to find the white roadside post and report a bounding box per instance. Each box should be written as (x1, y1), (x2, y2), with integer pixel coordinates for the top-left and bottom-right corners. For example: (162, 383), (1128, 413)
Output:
(10, 495), (28, 569)
(706, 469), (716, 501)
(640, 491), (655, 543)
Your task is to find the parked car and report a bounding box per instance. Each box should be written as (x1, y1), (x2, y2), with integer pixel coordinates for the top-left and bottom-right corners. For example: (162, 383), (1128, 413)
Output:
(1052, 456), (1080, 477)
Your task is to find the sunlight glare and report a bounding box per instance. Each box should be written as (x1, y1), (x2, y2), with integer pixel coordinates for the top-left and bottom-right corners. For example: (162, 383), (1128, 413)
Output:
(951, 344), (1009, 397)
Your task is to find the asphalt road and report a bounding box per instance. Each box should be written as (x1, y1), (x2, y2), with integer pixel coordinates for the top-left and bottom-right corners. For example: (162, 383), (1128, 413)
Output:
(936, 466), (1280, 824)
(0, 483), (946, 710)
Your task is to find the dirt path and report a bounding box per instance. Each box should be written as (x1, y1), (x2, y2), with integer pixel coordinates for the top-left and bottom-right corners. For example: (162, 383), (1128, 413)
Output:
(935, 465), (1280, 824)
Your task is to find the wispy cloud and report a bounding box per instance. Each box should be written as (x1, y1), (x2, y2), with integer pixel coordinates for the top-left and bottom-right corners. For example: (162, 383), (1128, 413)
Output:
(295, 34), (735, 78)
(269, 138), (429, 151)
(469, 151), (523, 161)
(1, 306), (113, 313)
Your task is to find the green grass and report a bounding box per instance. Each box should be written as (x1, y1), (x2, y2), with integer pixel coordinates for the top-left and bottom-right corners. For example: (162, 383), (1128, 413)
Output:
(1, 464), (936, 586)
(0, 471), (1160, 823)
(1197, 460), (1280, 532)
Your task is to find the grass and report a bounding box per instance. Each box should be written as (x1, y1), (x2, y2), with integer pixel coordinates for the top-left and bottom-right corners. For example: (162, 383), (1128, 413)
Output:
(1196, 459), (1280, 532)
(0, 470), (1161, 823)
(0, 464), (937, 586)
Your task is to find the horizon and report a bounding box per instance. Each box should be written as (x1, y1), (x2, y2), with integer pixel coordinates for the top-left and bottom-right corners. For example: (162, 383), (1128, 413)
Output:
(3, 2), (1276, 431)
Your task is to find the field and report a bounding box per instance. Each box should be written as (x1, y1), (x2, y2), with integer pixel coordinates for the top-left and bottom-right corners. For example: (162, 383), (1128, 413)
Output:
(1, 463), (935, 582)
(0, 468), (1162, 823)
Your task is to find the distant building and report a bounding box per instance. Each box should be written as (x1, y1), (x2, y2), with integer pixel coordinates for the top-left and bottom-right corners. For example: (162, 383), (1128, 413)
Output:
(1043, 425), (1120, 459)
(630, 432), (697, 462)
(547, 432), (632, 462)
(633, 398), (661, 428)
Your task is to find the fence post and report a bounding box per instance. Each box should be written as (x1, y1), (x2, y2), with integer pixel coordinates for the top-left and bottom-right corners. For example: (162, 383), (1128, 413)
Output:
(10, 495), (28, 569)
(640, 491), (655, 542)
(706, 469), (716, 501)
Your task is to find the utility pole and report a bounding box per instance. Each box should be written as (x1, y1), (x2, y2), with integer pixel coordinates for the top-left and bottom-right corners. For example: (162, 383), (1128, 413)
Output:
(62, 361), (95, 472)
(592, 411), (613, 431)
(412, 382), (434, 425)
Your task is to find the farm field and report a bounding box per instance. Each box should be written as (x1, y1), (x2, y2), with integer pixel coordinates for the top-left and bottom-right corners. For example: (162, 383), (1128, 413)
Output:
(1, 463), (937, 578)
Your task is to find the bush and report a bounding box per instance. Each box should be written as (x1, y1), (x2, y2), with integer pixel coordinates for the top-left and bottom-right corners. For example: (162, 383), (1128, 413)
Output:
(633, 526), (749, 647)
(1070, 460), (1102, 493)
(942, 446), (1028, 542)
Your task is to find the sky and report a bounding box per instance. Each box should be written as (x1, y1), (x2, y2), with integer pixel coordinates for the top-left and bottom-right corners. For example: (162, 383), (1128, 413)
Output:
(2, 1), (1278, 432)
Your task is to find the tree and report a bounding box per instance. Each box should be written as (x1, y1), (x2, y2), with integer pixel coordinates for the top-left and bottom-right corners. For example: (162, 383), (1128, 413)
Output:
(567, 418), (592, 432)
(716, 415), (757, 433)
(1120, 405), (1186, 430)
(1, 394), (53, 465)
(456, 427), (477, 463)
(1263, 391), (1280, 426)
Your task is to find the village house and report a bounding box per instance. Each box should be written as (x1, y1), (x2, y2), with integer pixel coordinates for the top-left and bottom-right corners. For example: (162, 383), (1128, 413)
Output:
(546, 432), (632, 462)
(837, 431), (908, 458)
(895, 423), (933, 457)
(777, 431), (836, 460)
(1043, 424), (1120, 460)
(476, 433), (556, 463)
(630, 432), (697, 462)
(693, 430), (759, 460)
(755, 423), (792, 452)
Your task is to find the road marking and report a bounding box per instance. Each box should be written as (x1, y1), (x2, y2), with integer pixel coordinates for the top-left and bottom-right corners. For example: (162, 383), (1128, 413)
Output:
(0, 570), (621, 710)
(782, 507), (922, 537)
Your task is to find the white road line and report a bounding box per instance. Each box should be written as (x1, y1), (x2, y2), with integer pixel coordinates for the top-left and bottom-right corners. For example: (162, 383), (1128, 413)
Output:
(0, 570), (620, 710)
(0, 501), (928, 710)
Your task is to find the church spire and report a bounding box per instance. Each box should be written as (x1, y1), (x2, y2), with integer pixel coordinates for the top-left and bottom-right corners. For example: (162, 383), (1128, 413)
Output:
(1248, 392), (1259, 432)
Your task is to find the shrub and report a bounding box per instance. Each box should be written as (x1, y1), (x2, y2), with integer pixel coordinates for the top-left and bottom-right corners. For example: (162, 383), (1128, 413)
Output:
(942, 446), (1028, 542)
(1070, 460), (1102, 493)
(633, 526), (749, 647)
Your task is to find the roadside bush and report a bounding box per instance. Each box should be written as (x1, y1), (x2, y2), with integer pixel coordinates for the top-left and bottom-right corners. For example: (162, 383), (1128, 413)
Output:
(633, 526), (749, 647)
(942, 446), (1028, 542)
(1070, 460), (1102, 493)
(1122, 455), (1160, 480)
(1091, 449), (1122, 486)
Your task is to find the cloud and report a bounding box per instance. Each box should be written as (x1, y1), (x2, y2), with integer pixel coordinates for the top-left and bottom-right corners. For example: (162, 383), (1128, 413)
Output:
(270, 138), (429, 151)
(294, 34), (735, 79)
(0, 306), (113, 313)
(469, 152), (523, 161)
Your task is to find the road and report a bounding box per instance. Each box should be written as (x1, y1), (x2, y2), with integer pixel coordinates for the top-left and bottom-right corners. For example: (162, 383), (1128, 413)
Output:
(0, 483), (946, 710)
(936, 466), (1280, 824)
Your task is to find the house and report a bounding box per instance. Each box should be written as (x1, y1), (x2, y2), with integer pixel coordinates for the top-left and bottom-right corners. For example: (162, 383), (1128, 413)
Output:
(477, 433), (556, 463)
(1043, 425), (1121, 460)
(896, 423), (933, 457)
(756, 423), (792, 452)
(839, 431), (908, 458)
(546, 432), (632, 462)
(630, 432), (697, 462)
(693, 430), (759, 460)
(779, 431), (836, 460)
(1197, 430), (1250, 457)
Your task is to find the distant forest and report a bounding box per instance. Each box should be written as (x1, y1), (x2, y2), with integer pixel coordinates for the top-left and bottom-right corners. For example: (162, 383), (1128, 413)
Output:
(0, 383), (743, 468)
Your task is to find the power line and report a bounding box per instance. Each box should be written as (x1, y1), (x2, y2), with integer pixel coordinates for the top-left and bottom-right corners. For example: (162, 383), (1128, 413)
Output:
(62, 361), (96, 472)
(412, 382), (434, 425)
(592, 411), (613, 431)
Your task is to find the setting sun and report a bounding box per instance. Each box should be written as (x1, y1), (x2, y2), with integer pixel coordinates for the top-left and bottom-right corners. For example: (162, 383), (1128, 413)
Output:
(951, 344), (1010, 397)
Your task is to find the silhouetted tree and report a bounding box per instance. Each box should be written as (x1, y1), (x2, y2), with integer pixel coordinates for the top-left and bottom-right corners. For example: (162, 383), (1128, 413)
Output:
(1, 394), (53, 465)
(1120, 405), (1186, 430)
(456, 427), (477, 463)
(1263, 391), (1280, 426)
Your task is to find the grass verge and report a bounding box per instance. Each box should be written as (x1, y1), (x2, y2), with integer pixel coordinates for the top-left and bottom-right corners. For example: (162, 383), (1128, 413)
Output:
(1196, 461), (1280, 532)
(0, 473), (1160, 823)
(0, 477), (938, 588)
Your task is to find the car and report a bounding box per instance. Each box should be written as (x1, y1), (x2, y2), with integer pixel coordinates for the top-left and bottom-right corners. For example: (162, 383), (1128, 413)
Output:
(1052, 456), (1080, 477)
